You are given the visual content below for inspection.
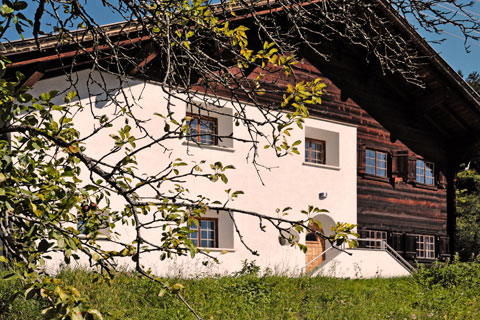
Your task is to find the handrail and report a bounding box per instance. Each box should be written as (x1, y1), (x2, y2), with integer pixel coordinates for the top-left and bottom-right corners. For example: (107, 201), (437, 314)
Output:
(302, 246), (334, 271)
(303, 238), (415, 275)
(352, 238), (415, 273)
(383, 241), (415, 273)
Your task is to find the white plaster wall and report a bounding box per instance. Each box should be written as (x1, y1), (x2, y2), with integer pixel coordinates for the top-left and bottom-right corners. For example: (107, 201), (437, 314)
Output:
(314, 249), (412, 278)
(29, 70), (358, 276)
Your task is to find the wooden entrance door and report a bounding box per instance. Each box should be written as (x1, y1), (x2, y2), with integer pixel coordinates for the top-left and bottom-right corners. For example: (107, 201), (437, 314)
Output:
(305, 222), (325, 273)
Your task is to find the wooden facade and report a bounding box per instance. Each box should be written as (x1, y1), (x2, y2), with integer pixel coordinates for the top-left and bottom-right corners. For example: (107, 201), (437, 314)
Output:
(312, 64), (451, 263)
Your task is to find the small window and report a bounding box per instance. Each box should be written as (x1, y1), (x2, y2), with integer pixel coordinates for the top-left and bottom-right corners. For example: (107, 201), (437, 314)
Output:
(188, 218), (218, 248)
(187, 113), (217, 145)
(365, 230), (387, 249)
(305, 232), (317, 241)
(77, 204), (110, 237)
(305, 138), (326, 164)
(366, 149), (387, 177)
(416, 160), (434, 185)
(416, 234), (435, 259)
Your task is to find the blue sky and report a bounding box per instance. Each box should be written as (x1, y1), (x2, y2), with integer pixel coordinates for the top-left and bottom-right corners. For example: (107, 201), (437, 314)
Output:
(3, 1), (479, 76)
(412, 0), (480, 76)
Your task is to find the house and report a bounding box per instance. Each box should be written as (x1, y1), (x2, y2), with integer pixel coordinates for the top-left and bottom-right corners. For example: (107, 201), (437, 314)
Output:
(2, 1), (480, 278)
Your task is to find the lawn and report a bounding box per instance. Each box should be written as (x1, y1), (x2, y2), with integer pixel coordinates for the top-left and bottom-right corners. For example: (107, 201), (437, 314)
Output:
(1, 260), (480, 319)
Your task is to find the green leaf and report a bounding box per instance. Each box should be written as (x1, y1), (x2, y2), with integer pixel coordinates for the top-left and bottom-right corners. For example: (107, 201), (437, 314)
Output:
(38, 239), (50, 252)
(220, 174), (228, 184)
(1, 4), (14, 15)
(3, 273), (22, 281)
(25, 287), (38, 300)
(40, 92), (51, 102)
(41, 307), (57, 320)
(13, 1), (27, 10)
(31, 202), (41, 217)
(172, 283), (184, 291)
(88, 309), (104, 320)
(158, 288), (167, 297)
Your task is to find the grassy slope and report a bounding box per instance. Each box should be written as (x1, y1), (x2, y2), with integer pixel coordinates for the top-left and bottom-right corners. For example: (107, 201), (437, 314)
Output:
(1, 268), (480, 320)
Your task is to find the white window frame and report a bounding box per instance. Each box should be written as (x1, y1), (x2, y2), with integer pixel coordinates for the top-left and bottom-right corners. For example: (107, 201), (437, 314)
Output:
(416, 234), (435, 259)
(365, 230), (387, 249)
(187, 217), (218, 248)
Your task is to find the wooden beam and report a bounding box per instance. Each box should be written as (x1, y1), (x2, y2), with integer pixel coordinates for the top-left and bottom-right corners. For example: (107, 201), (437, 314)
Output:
(22, 71), (44, 88)
(129, 50), (160, 76)
(446, 165), (457, 256)
(437, 104), (471, 131)
(44, 55), (112, 73)
(7, 36), (150, 69)
(416, 91), (448, 113)
(424, 114), (452, 139)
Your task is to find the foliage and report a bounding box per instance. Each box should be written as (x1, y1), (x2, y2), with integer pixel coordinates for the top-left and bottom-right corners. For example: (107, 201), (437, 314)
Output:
(0, 1), (351, 318)
(414, 254), (480, 289)
(4, 268), (480, 320)
(456, 71), (480, 260)
(0, 1), (479, 319)
(466, 71), (480, 94)
(232, 260), (261, 277)
(456, 168), (480, 260)
(0, 270), (45, 319)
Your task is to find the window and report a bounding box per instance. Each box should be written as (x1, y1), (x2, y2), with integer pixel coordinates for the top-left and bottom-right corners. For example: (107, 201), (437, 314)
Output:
(305, 138), (326, 164)
(187, 113), (217, 145)
(304, 127), (339, 167)
(416, 160), (434, 185)
(365, 230), (387, 249)
(77, 204), (110, 237)
(416, 234), (435, 259)
(366, 149), (387, 177)
(188, 218), (218, 248)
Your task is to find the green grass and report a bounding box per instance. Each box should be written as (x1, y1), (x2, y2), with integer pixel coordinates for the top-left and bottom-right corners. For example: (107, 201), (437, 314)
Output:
(2, 262), (480, 320)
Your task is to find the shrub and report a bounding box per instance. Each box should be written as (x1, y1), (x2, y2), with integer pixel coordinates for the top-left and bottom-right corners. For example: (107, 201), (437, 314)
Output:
(0, 269), (44, 319)
(414, 255), (480, 289)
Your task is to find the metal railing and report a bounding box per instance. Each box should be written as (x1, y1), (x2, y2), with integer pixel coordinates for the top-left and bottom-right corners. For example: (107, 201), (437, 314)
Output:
(383, 241), (415, 273)
(353, 238), (415, 273)
(303, 238), (415, 275)
(302, 246), (335, 272)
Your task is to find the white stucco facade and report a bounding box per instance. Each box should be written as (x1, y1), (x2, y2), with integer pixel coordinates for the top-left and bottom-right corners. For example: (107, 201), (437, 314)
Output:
(28, 70), (410, 277)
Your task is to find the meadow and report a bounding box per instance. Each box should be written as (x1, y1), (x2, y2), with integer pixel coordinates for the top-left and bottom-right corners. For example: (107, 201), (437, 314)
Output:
(1, 259), (480, 320)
